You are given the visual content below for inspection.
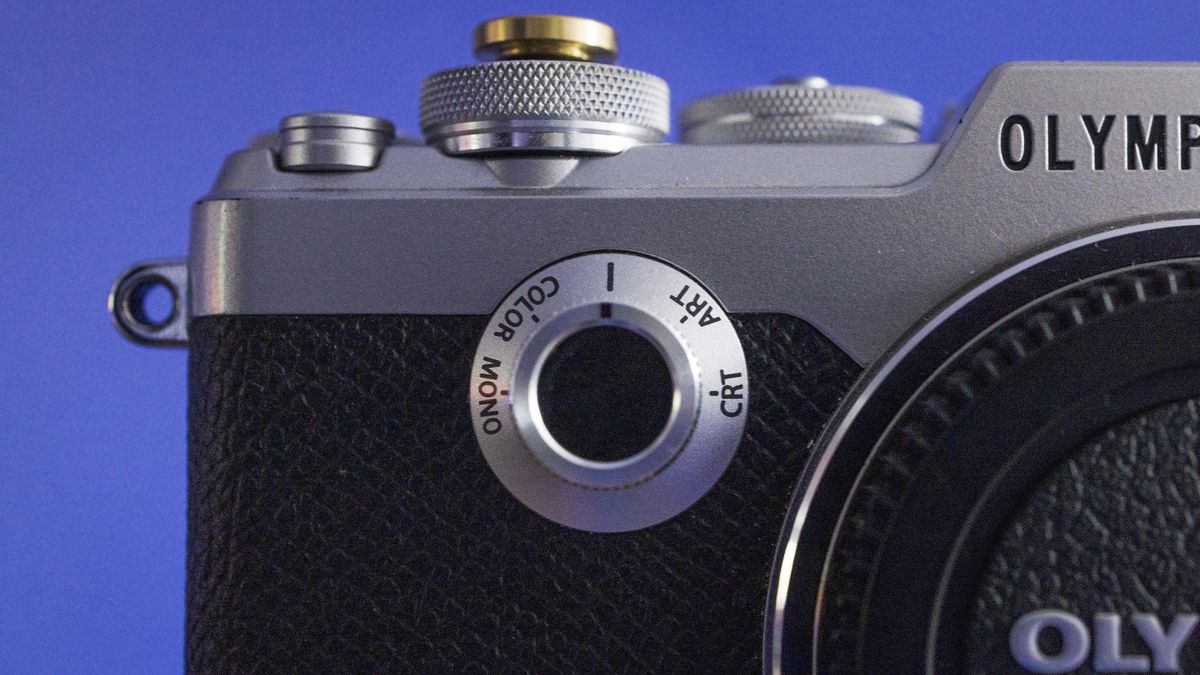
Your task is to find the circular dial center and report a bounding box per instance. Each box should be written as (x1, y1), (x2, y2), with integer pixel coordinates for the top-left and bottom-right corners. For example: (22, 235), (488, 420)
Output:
(469, 251), (748, 532)
(536, 324), (675, 462)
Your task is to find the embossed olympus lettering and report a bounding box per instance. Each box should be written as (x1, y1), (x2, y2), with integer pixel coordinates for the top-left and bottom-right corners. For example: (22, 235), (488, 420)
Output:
(1010, 610), (1199, 673)
(1000, 113), (1200, 171)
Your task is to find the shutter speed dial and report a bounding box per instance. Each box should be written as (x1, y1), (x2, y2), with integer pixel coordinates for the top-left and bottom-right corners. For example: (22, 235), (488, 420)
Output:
(420, 16), (669, 156)
(470, 252), (749, 532)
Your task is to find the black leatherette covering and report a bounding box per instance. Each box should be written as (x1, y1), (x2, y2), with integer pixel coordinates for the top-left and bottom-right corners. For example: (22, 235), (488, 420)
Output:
(186, 314), (858, 673)
(967, 398), (1200, 674)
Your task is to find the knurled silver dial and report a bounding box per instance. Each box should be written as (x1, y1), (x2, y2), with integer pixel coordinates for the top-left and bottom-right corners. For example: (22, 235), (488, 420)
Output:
(420, 61), (670, 155)
(681, 78), (923, 144)
(469, 252), (748, 532)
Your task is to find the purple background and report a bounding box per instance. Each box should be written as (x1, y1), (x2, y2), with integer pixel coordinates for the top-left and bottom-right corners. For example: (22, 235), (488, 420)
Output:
(2, 1), (1197, 670)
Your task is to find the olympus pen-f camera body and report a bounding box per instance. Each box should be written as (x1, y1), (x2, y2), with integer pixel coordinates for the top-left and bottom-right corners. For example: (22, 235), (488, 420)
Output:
(111, 15), (1200, 674)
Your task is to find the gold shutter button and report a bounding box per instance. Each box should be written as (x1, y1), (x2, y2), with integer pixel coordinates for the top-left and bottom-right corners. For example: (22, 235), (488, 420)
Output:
(473, 15), (618, 64)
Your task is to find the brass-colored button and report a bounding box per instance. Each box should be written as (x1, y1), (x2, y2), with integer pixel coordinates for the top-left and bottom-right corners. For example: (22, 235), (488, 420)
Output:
(473, 15), (618, 63)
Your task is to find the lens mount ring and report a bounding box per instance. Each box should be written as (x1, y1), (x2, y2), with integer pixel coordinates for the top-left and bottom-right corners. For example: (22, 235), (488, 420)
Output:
(768, 218), (1200, 674)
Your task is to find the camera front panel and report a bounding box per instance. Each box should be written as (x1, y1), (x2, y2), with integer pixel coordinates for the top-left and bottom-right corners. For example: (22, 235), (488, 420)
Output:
(101, 51), (1200, 674)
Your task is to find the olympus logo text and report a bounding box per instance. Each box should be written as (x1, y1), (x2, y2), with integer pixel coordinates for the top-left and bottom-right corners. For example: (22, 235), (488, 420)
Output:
(999, 114), (1200, 171)
(1009, 609), (1199, 673)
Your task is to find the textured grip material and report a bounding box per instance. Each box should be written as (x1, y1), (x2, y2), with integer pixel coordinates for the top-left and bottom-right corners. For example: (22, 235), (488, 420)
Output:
(186, 313), (857, 672)
(967, 398), (1200, 673)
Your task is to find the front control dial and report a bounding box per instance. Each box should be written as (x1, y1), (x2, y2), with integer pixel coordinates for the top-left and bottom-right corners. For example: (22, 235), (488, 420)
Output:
(470, 252), (748, 532)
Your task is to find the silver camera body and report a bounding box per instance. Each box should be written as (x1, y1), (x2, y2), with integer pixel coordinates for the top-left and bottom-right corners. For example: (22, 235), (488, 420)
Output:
(111, 15), (1200, 673)
(127, 63), (1200, 363)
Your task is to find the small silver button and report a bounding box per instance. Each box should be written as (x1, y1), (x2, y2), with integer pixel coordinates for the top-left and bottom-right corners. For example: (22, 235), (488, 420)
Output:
(278, 112), (395, 171)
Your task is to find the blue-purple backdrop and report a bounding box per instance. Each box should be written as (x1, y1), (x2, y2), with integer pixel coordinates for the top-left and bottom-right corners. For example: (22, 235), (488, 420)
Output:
(3, 1), (1198, 671)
